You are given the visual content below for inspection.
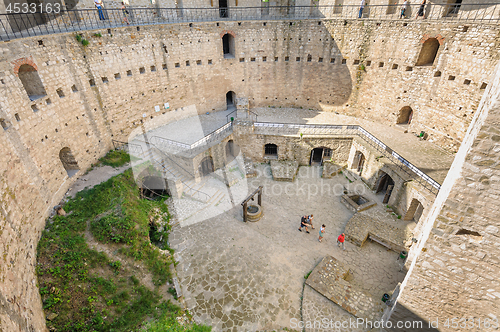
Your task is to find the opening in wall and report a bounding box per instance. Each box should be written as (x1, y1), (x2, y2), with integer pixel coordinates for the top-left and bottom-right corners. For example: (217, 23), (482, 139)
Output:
(404, 199), (424, 222)
(222, 33), (235, 59)
(226, 91), (236, 110)
(59, 147), (80, 178)
(397, 106), (413, 125)
(264, 144), (278, 159)
(351, 151), (366, 175)
(416, 38), (440, 66)
(18, 64), (47, 101)
(219, 0), (228, 18)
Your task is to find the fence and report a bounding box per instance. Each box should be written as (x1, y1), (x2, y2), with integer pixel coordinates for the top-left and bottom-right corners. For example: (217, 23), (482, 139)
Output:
(251, 121), (441, 194)
(1, 3), (499, 41)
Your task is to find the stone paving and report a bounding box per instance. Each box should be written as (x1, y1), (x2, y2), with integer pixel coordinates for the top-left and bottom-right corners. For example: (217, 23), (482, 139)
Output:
(344, 207), (416, 253)
(169, 164), (407, 331)
(270, 160), (299, 181)
(305, 256), (385, 321)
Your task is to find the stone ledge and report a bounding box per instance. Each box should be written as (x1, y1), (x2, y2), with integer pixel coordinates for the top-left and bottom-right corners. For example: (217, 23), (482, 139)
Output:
(305, 256), (384, 321)
(270, 160), (299, 182)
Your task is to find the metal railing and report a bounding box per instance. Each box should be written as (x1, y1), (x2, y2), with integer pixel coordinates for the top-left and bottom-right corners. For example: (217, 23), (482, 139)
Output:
(250, 121), (441, 194)
(1, 3), (499, 41)
(150, 121), (233, 153)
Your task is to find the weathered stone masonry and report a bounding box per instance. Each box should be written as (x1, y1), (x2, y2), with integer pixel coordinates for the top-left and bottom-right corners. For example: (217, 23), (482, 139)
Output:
(0, 19), (499, 331)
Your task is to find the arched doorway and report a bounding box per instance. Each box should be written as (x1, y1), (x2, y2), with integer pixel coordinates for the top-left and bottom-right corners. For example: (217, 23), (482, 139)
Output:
(59, 147), (80, 178)
(351, 151), (366, 174)
(416, 38), (440, 66)
(310, 147), (332, 166)
(404, 199), (424, 222)
(376, 172), (395, 204)
(222, 33), (235, 58)
(199, 156), (214, 177)
(225, 139), (240, 163)
(226, 91), (236, 110)
(397, 106), (413, 125)
(264, 143), (278, 159)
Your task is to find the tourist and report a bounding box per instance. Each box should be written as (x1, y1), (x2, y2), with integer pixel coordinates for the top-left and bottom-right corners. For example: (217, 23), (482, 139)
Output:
(298, 215), (312, 233)
(415, 0), (426, 19)
(308, 214), (315, 229)
(94, 0), (106, 20)
(337, 233), (345, 250)
(358, 0), (366, 18)
(400, 0), (408, 19)
(121, 2), (130, 25)
(318, 224), (326, 242)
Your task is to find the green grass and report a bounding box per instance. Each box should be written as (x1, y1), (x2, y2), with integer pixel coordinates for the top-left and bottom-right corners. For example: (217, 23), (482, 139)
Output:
(36, 170), (197, 332)
(99, 149), (131, 168)
(141, 312), (211, 332)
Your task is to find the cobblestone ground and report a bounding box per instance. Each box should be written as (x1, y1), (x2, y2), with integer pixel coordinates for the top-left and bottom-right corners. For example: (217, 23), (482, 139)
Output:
(169, 165), (406, 331)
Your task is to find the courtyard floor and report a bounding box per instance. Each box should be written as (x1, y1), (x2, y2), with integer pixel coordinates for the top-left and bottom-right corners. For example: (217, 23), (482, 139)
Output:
(169, 165), (407, 331)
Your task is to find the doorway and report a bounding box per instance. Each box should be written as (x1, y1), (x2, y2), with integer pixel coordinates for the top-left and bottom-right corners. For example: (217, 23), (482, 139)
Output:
(310, 147), (332, 166)
(226, 91), (235, 110)
(199, 156), (214, 177)
(219, 0), (228, 18)
(376, 172), (395, 204)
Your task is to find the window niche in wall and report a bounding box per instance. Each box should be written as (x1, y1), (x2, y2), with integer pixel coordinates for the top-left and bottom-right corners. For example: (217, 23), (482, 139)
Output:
(18, 64), (47, 101)
(222, 33), (235, 59)
(416, 38), (440, 66)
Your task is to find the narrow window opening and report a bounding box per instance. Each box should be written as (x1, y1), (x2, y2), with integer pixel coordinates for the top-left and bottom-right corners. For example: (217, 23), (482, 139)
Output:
(222, 33), (235, 58)
(89, 79), (95, 86)
(101, 77), (108, 83)
(139, 67), (145, 74)
(56, 88), (65, 97)
(31, 104), (39, 112)
(392, 64), (398, 69)
(434, 71), (442, 77)
(480, 82), (487, 89)
(127, 70), (132, 76)
(71, 84), (78, 92)
(114, 73), (121, 80)
(15, 113), (21, 121)
(379, 62), (384, 67)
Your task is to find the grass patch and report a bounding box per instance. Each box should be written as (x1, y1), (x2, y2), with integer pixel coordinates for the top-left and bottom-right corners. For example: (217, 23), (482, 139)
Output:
(36, 170), (200, 331)
(99, 149), (131, 168)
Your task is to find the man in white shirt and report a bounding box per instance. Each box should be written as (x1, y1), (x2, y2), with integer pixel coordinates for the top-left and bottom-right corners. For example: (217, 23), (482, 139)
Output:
(94, 0), (106, 20)
(358, 0), (366, 18)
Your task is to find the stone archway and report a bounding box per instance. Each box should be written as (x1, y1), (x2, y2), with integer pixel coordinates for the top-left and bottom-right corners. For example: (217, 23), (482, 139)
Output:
(199, 156), (214, 177)
(397, 106), (413, 125)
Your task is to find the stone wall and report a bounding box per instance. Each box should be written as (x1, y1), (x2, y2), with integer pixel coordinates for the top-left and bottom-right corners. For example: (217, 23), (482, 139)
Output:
(0, 19), (499, 331)
(386, 41), (500, 332)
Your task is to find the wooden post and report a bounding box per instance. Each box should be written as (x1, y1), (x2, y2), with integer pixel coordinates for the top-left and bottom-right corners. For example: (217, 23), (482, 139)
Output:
(258, 189), (262, 206)
(243, 202), (247, 222)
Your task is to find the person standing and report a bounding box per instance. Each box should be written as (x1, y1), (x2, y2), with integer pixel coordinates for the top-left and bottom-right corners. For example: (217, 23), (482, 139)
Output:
(308, 215), (315, 229)
(415, 0), (426, 19)
(94, 0), (105, 20)
(121, 2), (130, 25)
(298, 216), (312, 233)
(318, 224), (326, 242)
(337, 233), (346, 250)
(400, 0), (408, 19)
(358, 0), (366, 19)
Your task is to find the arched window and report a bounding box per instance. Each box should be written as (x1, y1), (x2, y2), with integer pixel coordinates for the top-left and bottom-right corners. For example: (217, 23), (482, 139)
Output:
(416, 38), (440, 66)
(264, 144), (278, 158)
(18, 64), (47, 101)
(397, 106), (413, 125)
(404, 199), (424, 222)
(59, 147), (80, 177)
(222, 33), (235, 59)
